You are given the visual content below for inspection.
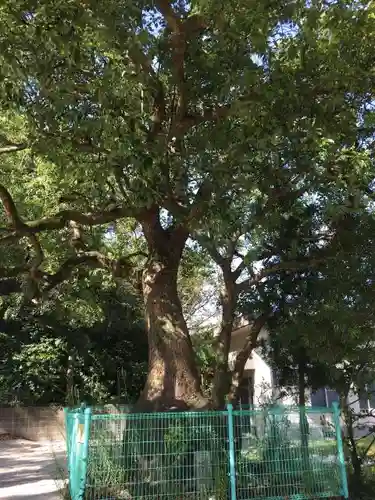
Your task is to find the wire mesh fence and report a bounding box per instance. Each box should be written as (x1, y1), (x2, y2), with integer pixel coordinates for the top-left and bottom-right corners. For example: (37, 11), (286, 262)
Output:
(233, 406), (343, 499)
(65, 403), (348, 500)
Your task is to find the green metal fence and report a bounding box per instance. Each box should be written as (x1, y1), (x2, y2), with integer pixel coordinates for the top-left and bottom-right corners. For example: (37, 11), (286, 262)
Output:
(65, 403), (349, 500)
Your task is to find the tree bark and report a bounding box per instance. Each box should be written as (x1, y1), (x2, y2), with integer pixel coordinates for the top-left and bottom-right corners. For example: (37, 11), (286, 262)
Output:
(212, 266), (237, 408)
(298, 353), (310, 469)
(66, 349), (76, 407)
(341, 393), (363, 484)
(135, 209), (207, 411)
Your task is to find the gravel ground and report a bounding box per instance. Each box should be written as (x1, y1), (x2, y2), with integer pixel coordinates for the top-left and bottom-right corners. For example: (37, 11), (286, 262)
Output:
(0, 439), (67, 499)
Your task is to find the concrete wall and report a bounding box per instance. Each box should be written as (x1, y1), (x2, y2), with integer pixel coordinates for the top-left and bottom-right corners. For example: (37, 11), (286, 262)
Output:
(0, 404), (132, 442)
(252, 351), (273, 405)
(0, 406), (66, 441)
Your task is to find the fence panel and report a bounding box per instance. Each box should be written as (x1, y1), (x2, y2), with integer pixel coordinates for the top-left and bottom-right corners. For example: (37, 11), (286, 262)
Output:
(233, 405), (344, 499)
(85, 410), (230, 499)
(65, 404), (349, 500)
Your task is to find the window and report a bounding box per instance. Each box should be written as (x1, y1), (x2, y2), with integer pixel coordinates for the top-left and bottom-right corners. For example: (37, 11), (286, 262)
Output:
(238, 370), (254, 407)
(311, 388), (327, 407)
(311, 388), (339, 408)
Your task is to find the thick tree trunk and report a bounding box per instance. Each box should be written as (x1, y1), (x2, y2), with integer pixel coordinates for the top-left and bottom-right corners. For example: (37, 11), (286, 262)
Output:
(138, 259), (206, 410)
(135, 209), (207, 412)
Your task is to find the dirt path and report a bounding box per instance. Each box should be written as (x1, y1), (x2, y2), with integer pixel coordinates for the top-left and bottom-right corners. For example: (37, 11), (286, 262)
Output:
(0, 440), (66, 499)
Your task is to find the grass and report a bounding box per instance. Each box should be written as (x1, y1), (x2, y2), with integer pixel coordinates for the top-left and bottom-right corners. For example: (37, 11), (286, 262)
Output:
(356, 435), (375, 459)
(241, 438), (337, 462)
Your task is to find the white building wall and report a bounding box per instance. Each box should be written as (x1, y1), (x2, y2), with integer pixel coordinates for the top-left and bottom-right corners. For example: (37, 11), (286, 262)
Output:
(228, 321), (375, 441)
(229, 326), (273, 405)
(252, 351), (273, 405)
(347, 390), (360, 413)
(229, 325), (313, 407)
(346, 390), (375, 438)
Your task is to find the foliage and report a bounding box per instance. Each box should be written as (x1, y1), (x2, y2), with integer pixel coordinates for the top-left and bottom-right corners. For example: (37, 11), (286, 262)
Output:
(0, 0), (375, 407)
(178, 245), (217, 331)
(256, 242), (375, 486)
(252, 198), (375, 389)
(0, 322), (67, 405)
(0, 285), (148, 406)
(191, 327), (217, 396)
(348, 469), (375, 500)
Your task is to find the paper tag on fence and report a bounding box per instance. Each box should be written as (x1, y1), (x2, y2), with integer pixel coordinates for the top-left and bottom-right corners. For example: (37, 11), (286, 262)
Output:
(77, 423), (84, 444)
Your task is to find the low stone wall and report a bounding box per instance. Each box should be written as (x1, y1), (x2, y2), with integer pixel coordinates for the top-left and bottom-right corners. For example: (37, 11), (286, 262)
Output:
(0, 404), (132, 442)
(0, 406), (66, 441)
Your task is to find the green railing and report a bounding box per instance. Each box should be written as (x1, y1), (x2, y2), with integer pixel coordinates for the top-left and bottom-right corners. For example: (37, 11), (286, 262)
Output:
(65, 403), (349, 500)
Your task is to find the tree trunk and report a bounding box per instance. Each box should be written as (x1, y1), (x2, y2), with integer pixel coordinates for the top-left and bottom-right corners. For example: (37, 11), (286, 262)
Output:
(212, 268), (236, 408)
(227, 313), (269, 405)
(341, 394), (362, 484)
(66, 348), (76, 407)
(136, 209), (207, 412)
(298, 353), (310, 469)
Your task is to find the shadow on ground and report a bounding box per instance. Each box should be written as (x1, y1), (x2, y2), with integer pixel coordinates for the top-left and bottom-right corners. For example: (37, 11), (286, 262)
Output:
(0, 439), (67, 499)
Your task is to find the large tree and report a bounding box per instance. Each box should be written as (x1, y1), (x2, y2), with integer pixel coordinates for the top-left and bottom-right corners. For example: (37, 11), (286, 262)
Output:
(0, 0), (374, 410)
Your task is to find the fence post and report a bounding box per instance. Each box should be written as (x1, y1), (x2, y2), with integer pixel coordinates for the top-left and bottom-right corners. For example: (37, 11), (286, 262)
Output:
(332, 402), (349, 499)
(71, 412), (80, 498)
(78, 406), (92, 499)
(63, 408), (69, 465)
(226, 403), (237, 500)
(64, 408), (75, 499)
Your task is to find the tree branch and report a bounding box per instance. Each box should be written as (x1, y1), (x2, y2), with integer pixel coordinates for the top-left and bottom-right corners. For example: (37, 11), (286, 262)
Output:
(189, 180), (213, 222)
(44, 251), (113, 290)
(46, 250), (146, 291)
(236, 257), (328, 294)
(228, 311), (270, 403)
(126, 42), (166, 142)
(0, 205), (137, 242)
(0, 184), (24, 228)
(147, 83), (166, 142)
(28, 234), (44, 270)
(180, 87), (262, 133)
(233, 257), (247, 281)
(154, 1), (186, 120)
(155, 0), (182, 32)
(195, 233), (227, 267)
(0, 143), (28, 155)
(0, 184), (46, 297)
(0, 250), (147, 297)
(162, 179), (213, 233)
(0, 264), (29, 279)
(155, 3), (207, 130)
(0, 184), (143, 300)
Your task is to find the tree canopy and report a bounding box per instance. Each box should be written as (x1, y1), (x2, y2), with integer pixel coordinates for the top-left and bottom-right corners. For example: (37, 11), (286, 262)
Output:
(0, 0), (374, 409)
